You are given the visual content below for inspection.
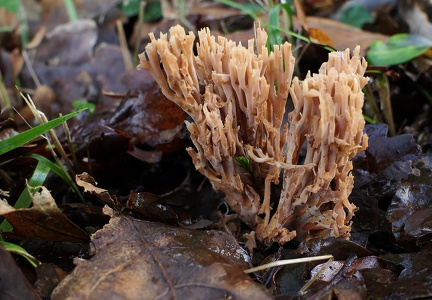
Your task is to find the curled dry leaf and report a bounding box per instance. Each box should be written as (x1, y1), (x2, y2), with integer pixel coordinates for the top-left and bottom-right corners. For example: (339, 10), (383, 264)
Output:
(0, 187), (89, 242)
(75, 172), (118, 208)
(51, 211), (271, 300)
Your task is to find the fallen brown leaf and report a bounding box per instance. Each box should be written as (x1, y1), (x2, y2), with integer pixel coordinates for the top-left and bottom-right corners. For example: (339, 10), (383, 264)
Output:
(306, 16), (389, 54)
(51, 209), (270, 299)
(0, 186), (89, 242)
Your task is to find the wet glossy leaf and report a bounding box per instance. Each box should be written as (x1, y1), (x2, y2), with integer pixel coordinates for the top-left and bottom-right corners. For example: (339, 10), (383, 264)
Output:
(351, 124), (421, 238)
(299, 238), (371, 260)
(372, 269), (432, 299)
(367, 34), (432, 66)
(387, 156), (432, 241)
(106, 79), (186, 153)
(126, 191), (177, 221)
(340, 4), (374, 28)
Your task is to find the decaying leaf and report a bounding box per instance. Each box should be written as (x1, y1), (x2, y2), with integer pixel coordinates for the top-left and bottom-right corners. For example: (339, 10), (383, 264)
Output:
(0, 245), (40, 300)
(387, 155), (432, 242)
(351, 124), (421, 236)
(51, 209), (270, 299)
(306, 16), (389, 55)
(0, 186), (89, 243)
(31, 19), (97, 66)
(75, 172), (118, 208)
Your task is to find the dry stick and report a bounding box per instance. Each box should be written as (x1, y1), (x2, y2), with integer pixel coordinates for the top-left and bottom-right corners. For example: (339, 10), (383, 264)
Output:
(20, 92), (75, 176)
(22, 50), (41, 87)
(61, 119), (80, 172)
(244, 254), (333, 274)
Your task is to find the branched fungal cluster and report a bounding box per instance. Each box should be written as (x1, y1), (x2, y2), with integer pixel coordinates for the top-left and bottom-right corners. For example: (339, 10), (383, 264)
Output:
(139, 25), (368, 245)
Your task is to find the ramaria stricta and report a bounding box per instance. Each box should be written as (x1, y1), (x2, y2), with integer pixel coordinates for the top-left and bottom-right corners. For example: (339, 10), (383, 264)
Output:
(138, 25), (368, 245)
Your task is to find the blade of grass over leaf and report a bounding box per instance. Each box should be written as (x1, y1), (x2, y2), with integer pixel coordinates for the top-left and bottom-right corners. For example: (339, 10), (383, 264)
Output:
(72, 100), (95, 113)
(267, 5), (283, 49)
(0, 241), (40, 267)
(264, 23), (335, 52)
(280, 3), (295, 45)
(363, 114), (376, 124)
(26, 154), (83, 198)
(0, 109), (86, 156)
(0, 158), (51, 232)
(367, 34), (432, 66)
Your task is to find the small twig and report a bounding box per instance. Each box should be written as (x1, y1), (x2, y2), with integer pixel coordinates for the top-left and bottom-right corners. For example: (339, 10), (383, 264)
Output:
(18, 91), (80, 192)
(244, 254), (333, 274)
(62, 118), (80, 172)
(22, 50), (41, 87)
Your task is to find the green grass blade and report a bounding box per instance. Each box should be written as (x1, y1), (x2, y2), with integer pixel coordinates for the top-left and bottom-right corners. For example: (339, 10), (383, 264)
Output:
(64, 0), (78, 22)
(264, 23), (309, 43)
(279, 3), (295, 45)
(0, 158), (51, 232)
(26, 153), (83, 199)
(215, 0), (258, 19)
(267, 5), (283, 49)
(0, 0), (20, 12)
(0, 108), (85, 156)
(0, 241), (39, 267)
(264, 23), (335, 52)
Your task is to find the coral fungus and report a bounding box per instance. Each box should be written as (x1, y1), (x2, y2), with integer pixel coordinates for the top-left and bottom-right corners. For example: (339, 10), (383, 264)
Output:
(139, 25), (368, 244)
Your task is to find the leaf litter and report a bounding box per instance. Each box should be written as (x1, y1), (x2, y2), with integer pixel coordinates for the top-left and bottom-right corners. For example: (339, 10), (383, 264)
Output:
(1, 0), (432, 299)
(51, 207), (270, 300)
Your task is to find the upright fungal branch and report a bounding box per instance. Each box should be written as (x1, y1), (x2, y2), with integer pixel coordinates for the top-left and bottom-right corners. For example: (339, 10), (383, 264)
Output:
(138, 25), (368, 245)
